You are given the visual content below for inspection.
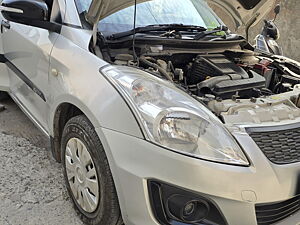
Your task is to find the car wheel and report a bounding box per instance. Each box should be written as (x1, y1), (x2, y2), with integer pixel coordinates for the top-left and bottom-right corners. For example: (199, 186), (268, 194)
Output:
(61, 115), (123, 225)
(0, 91), (8, 101)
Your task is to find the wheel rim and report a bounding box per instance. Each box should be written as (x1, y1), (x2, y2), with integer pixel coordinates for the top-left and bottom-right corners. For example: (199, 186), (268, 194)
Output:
(65, 138), (99, 213)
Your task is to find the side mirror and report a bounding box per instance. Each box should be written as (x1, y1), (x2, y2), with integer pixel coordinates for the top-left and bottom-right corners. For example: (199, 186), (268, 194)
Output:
(0, 0), (49, 23)
(0, 0), (61, 33)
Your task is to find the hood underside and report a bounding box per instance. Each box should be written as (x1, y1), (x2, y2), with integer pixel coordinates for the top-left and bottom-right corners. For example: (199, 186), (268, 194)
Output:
(208, 0), (276, 30)
(86, 0), (276, 29)
(86, 0), (150, 25)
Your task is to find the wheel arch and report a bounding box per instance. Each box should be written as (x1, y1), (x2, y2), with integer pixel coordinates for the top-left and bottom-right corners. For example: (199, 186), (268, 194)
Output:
(52, 102), (80, 162)
(49, 97), (135, 223)
(50, 100), (101, 162)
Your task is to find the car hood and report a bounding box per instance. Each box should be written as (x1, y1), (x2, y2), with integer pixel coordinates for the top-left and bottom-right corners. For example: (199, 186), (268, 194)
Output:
(86, 0), (150, 25)
(86, 0), (276, 29)
(207, 0), (276, 29)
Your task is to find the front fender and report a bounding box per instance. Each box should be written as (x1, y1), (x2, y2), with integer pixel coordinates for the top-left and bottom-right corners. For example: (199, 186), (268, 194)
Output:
(48, 31), (143, 139)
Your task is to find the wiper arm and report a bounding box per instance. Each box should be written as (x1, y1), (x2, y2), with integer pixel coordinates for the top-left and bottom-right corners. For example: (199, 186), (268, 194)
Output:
(194, 25), (228, 40)
(108, 24), (207, 40)
(108, 25), (169, 40)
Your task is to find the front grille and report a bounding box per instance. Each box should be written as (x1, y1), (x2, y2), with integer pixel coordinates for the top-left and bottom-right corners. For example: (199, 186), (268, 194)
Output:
(255, 195), (300, 225)
(247, 124), (300, 164)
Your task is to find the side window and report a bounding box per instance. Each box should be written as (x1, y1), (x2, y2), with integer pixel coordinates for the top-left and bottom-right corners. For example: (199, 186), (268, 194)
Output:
(75, 0), (92, 14)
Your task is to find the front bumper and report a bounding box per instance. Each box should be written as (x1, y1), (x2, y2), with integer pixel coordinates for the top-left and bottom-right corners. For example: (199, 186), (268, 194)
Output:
(96, 127), (300, 225)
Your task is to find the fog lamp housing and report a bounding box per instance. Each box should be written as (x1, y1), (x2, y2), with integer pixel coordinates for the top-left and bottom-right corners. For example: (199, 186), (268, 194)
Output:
(148, 180), (227, 225)
(167, 195), (210, 223)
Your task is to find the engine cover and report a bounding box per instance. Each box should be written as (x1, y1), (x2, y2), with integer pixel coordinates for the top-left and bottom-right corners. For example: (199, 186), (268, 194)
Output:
(186, 54), (266, 98)
(186, 54), (249, 84)
(211, 71), (266, 98)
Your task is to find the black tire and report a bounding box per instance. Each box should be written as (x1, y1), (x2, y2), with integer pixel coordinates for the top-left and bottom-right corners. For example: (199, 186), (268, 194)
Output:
(0, 91), (9, 101)
(61, 115), (123, 225)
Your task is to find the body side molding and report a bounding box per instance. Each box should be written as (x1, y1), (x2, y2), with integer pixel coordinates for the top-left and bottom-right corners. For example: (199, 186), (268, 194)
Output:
(0, 54), (46, 101)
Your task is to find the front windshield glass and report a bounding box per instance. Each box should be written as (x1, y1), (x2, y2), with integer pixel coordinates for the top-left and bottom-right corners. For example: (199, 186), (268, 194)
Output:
(96, 0), (223, 35)
(99, 0), (221, 35)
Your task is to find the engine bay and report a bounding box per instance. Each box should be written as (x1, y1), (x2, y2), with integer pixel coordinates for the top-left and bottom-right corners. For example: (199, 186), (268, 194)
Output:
(97, 39), (300, 125)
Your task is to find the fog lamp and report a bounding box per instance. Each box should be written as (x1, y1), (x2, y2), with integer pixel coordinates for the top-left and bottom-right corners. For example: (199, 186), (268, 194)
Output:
(167, 194), (210, 223)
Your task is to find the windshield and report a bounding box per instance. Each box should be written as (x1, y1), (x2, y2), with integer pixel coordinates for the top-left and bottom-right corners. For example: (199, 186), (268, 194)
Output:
(77, 0), (224, 35)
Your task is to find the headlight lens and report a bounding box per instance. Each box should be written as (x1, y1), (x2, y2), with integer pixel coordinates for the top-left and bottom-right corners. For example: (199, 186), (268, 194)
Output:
(101, 66), (249, 166)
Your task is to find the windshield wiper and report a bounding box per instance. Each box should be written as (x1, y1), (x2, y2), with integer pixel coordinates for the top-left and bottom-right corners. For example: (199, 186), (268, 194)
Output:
(194, 25), (229, 40)
(108, 24), (207, 40)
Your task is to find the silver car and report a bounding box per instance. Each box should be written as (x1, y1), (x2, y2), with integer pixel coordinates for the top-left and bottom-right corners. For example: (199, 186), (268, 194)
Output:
(0, 0), (299, 224)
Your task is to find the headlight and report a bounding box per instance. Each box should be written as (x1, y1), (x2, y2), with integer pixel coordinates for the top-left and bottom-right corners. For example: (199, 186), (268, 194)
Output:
(101, 65), (249, 166)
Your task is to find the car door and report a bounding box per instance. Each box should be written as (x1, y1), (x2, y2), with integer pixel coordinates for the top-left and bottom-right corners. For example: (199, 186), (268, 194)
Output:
(0, 2), (9, 92)
(0, 0), (60, 132)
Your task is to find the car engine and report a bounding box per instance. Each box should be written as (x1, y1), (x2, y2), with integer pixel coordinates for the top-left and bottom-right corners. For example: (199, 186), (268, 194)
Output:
(98, 39), (300, 125)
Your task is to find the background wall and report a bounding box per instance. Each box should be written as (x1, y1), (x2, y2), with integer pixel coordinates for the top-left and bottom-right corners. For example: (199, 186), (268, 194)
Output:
(210, 0), (300, 61)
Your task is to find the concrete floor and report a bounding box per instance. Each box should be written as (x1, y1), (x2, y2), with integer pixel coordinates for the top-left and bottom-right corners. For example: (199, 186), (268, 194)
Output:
(0, 97), (83, 225)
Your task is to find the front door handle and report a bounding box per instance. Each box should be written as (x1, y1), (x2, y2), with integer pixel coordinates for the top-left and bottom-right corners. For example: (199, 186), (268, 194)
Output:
(1, 20), (10, 33)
